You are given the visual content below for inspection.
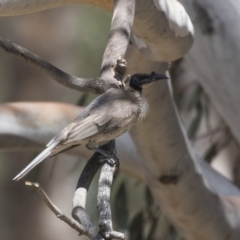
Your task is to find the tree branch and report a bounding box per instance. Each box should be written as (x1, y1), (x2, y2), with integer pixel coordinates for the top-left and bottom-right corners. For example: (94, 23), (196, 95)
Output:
(96, 142), (125, 240)
(0, 36), (117, 94)
(72, 141), (125, 239)
(126, 44), (240, 239)
(100, 0), (135, 82)
(0, 0), (194, 61)
(73, 152), (104, 209)
(0, 1), (135, 94)
(25, 181), (87, 235)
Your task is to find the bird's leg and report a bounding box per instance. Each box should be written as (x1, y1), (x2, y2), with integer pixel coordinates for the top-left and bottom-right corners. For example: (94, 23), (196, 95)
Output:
(87, 145), (118, 166)
(87, 146), (111, 159)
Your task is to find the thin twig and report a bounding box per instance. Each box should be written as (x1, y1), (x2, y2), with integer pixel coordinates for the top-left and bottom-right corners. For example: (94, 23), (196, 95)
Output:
(25, 181), (86, 234)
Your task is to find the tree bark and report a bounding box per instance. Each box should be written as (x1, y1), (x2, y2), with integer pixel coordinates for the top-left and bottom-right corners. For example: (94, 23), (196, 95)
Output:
(179, 0), (240, 145)
(126, 44), (240, 240)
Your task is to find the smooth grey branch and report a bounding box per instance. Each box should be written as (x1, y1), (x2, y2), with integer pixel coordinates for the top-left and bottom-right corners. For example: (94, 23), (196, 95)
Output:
(126, 44), (240, 240)
(0, 36), (117, 94)
(100, 0), (135, 83)
(0, 0), (194, 61)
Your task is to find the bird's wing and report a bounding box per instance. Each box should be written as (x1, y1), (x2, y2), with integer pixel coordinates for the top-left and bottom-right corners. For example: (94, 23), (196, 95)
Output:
(53, 90), (139, 144)
(13, 90), (139, 181)
(96, 90), (140, 131)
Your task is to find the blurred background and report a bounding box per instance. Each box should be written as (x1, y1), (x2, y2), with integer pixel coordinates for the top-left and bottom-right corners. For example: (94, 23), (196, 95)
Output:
(0, 3), (239, 240)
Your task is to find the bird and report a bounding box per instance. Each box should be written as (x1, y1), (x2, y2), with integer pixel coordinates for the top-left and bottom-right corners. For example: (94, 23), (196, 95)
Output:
(13, 72), (167, 181)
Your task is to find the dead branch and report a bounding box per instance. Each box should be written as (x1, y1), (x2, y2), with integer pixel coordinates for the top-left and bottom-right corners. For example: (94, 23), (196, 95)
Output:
(25, 181), (87, 234)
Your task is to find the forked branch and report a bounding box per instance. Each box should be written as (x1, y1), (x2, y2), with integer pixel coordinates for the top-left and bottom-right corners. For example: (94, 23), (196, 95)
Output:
(0, 36), (116, 94)
(25, 182), (87, 235)
(72, 141), (124, 240)
(0, 0), (135, 95)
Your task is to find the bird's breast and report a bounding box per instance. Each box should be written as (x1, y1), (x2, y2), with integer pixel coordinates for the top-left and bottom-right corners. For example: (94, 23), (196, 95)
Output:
(137, 94), (149, 121)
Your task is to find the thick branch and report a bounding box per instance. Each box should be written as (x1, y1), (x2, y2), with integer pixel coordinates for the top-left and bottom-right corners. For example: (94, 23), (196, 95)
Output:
(73, 152), (104, 209)
(72, 138), (124, 239)
(0, 36), (118, 94)
(179, 0), (240, 145)
(126, 44), (240, 240)
(96, 141), (125, 240)
(0, 0), (193, 61)
(0, 1), (135, 93)
(100, 0), (135, 81)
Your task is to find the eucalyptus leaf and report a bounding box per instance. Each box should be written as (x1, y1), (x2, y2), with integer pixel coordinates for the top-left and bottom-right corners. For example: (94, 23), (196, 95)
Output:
(145, 217), (158, 240)
(145, 186), (154, 207)
(128, 211), (143, 240)
(188, 102), (203, 139)
(114, 182), (129, 230)
(187, 85), (202, 111)
(77, 92), (89, 106)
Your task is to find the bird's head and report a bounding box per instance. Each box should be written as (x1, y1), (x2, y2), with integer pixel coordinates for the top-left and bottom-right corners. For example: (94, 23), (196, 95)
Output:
(129, 72), (168, 91)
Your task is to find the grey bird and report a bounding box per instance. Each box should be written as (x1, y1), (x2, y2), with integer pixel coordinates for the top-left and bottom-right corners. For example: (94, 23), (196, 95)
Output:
(13, 72), (167, 181)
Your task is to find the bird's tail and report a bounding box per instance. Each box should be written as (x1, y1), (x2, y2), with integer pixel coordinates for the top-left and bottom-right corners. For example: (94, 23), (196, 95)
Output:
(13, 142), (58, 181)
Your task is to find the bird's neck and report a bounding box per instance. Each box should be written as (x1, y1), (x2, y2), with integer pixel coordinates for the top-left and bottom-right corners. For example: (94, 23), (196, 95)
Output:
(135, 90), (149, 121)
(128, 86), (142, 93)
(127, 87), (148, 120)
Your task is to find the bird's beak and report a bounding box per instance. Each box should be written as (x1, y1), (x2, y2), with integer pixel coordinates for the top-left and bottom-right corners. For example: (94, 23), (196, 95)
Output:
(140, 72), (168, 85)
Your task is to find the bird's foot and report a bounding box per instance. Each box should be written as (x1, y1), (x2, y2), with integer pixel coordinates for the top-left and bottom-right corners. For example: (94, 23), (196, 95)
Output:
(88, 146), (111, 158)
(99, 225), (125, 240)
(87, 146), (119, 168)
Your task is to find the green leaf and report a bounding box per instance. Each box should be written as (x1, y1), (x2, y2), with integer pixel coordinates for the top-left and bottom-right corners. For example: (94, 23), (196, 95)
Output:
(114, 182), (129, 230)
(145, 217), (158, 240)
(187, 86), (203, 111)
(77, 93), (89, 106)
(188, 103), (203, 139)
(128, 211), (144, 240)
(145, 186), (154, 207)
